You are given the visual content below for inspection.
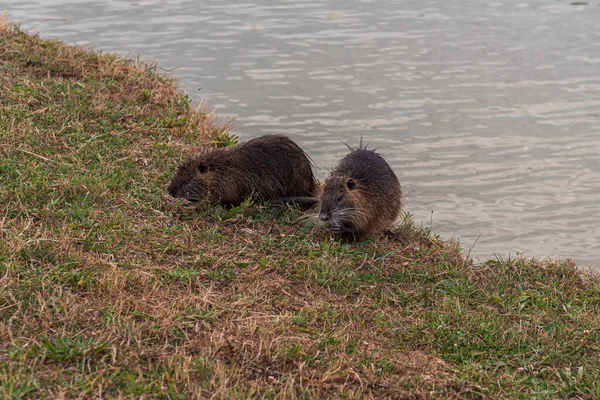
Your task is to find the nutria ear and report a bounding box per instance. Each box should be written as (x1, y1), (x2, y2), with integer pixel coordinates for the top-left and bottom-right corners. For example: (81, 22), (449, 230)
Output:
(198, 163), (209, 174)
(346, 178), (356, 190)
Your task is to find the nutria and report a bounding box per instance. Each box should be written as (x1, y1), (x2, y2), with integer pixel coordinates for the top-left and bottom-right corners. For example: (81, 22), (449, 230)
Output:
(168, 134), (317, 207)
(318, 142), (402, 240)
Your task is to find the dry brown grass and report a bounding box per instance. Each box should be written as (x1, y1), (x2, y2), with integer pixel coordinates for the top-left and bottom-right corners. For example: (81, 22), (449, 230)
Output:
(0, 12), (10, 32)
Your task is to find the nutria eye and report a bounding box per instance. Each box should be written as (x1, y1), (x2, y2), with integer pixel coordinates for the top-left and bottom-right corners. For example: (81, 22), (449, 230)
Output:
(346, 179), (356, 190)
(198, 164), (209, 174)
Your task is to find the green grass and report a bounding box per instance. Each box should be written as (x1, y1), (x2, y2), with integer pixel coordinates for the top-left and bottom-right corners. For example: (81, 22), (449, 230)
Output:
(2, 18), (600, 399)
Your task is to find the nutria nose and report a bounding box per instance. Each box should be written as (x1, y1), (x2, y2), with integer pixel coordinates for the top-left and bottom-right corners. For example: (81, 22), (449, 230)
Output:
(319, 211), (329, 221)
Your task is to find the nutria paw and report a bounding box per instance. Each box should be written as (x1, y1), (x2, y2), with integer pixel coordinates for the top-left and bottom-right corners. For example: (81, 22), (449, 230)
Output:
(384, 230), (399, 241)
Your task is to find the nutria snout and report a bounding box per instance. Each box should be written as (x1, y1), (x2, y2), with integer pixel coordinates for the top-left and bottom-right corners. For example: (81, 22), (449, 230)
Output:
(318, 141), (402, 240)
(169, 134), (317, 207)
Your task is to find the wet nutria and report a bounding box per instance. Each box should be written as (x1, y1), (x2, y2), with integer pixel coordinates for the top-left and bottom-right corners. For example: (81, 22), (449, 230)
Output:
(168, 134), (317, 207)
(318, 142), (402, 240)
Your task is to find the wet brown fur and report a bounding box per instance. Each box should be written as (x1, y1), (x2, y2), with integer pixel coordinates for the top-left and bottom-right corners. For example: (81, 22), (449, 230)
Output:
(168, 135), (317, 206)
(318, 142), (402, 240)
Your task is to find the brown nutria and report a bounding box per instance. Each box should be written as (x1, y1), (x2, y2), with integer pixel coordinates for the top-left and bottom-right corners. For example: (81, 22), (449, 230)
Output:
(318, 142), (402, 240)
(168, 134), (317, 207)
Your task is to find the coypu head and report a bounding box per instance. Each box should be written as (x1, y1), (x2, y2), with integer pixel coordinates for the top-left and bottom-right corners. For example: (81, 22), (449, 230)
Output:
(168, 153), (219, 203)
(318, 175), (363, 236)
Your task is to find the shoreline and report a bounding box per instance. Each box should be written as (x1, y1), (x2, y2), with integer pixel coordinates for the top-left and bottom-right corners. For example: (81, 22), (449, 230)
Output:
(2, 19), (600, 398)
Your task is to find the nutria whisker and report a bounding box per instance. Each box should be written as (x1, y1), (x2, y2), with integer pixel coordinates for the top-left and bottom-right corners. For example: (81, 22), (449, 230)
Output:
(298, 213), (319, 222)
(299, 213), (322, 228)
(331, 207), (370, 223)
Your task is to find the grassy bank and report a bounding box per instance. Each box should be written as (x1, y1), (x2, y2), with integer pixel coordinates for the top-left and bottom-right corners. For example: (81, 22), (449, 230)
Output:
(2, 19), (600, 399)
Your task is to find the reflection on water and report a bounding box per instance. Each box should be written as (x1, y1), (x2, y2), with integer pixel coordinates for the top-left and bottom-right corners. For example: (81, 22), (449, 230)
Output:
(5, 0), (600, 267)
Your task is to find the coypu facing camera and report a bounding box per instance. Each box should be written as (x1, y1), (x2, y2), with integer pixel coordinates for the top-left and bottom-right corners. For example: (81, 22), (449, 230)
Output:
(317, 141), (403, 241)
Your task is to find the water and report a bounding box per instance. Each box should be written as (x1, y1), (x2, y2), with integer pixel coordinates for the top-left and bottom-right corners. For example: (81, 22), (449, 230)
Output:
(4, 0), (600, 267)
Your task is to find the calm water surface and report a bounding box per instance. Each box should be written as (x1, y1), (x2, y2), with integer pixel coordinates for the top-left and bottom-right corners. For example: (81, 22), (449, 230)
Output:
(5, 0), (600, 266)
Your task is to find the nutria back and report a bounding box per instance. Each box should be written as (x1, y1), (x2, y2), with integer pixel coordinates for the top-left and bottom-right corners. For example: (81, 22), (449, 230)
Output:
(318, 143), (402, 239)
(168, 135), (317, 206)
